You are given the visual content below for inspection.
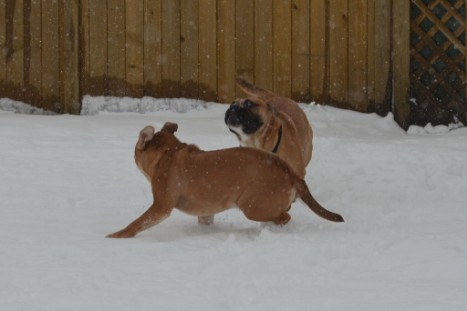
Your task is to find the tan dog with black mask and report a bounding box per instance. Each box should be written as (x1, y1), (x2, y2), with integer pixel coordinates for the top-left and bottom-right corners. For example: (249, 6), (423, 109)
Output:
(107, 122), (343, 238)
(225, 79), (313, 178)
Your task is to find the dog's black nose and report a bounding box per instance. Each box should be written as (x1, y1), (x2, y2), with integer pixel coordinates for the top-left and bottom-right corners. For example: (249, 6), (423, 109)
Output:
(226, 113), (240, 126)
(225, 104), (241, 126)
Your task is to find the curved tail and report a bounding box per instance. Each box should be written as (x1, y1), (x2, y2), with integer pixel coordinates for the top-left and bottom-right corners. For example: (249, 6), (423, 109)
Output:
(295, 179), (344, 222)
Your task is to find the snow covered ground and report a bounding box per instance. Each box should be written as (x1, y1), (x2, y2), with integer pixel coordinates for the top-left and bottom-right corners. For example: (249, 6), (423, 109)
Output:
(1, 96), (466, 311)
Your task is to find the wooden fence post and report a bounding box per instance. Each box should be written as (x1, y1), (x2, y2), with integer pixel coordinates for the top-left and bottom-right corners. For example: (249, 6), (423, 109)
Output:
(125, 0), (144, 97)
(254, 0), (273, 93)
(199, 0), (217, 101)
(180, 0), (199, 99)
(235, 0), (254, 96)
(392, 0), (411, 129)
(0, 0), (5, 96)
(161, 0), (181, 97)
(309, 0), (326, 102)
(273, 0), (292, 97)
(217, 0), (236, 102)
(328, 0), (348, 106)
(292, 0), (310, 102)
(5, 0), (24, 101)
(61, 0), (80, 114)
(370, 0), (392, 116)
(143, 0), (163, 97)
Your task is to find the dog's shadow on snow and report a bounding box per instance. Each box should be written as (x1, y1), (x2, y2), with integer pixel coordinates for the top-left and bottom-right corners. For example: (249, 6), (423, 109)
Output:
(149, 221), (275, 243)
(134, 211), (343, 244)
(133, 221), (268, 244)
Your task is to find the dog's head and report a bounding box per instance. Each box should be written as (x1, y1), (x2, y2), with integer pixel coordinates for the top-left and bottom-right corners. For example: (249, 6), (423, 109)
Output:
(135, 122), (181, 180)
(224, 98), (275, 142)
(136, 122), (178, 151)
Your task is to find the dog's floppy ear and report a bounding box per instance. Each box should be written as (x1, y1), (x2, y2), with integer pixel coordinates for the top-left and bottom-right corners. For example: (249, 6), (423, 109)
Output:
(236, 78), (274, 101)
(161, 122), (178, 134)
(266, 102), (277, 114)
(137, 126), (155, 150)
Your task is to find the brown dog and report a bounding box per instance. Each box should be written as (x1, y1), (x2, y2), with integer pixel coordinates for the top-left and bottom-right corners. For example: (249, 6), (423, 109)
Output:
(225, 79), (313, 178)
(107, 122), (343, 238)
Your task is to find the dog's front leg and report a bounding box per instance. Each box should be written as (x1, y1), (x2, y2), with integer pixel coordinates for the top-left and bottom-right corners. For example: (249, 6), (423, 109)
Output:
(106, 203), (172, 238)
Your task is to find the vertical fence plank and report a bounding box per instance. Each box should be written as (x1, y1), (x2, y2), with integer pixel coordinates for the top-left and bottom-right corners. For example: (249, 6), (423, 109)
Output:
(5, 0), (24, 101)
(217, 0), (235, 102)
(0, 0), (5, 95)
(292, 0), (310, 102)
(310, 0), (326, 102)
(254, 0), (273, 90)
(125, 0), (144, 97)
(392, 0), (411, 129)
(273, 0), (292, 97)
(348, 0), (368, 111)
(235, 0), (254, 96)
(25, 0), (42, 107)
(60, 0), (80, 113)
(88, 1), (107, 95)
(143, 0), (162, 96)
(328, 0), (348, 105)
(42, 0), (60, 110)
(180, 0), (199, 98)
(367, 0), (375, 107)
(80, 0), (89, 95)
(199, 0), (217, 101)
(372, 0), (392, 114)
(161, 0), (180, 97)
(108, 0), (126, 96)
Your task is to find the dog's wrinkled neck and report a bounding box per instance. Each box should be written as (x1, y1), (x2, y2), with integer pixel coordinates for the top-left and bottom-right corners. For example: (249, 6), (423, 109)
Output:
(271, 126), (283, 153)
(228, 128), (241, 141)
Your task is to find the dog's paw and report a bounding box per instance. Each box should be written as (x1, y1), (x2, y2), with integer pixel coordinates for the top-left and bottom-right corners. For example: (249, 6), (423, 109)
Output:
(106, 231), (134, 238)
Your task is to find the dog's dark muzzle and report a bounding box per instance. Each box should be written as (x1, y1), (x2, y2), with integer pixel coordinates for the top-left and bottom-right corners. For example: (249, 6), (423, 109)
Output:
(224, 103), (263, 134)
(225, 105), (241, 127)
(224, 104), (242, 126)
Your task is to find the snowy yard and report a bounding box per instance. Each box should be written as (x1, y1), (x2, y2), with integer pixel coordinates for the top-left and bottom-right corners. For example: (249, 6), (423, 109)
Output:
(1, 97), (466, 311)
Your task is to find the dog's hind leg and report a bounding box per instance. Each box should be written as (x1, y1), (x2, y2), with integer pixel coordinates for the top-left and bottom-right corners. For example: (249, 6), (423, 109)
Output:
(107, 203), (172, 238)
(198, 215), (214, 225)
(273, 212), (291, 225)
(239, 201), (287, 225)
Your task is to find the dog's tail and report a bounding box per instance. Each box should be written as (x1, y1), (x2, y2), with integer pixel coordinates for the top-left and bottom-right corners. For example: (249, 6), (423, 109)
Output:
(294, 178), (344, 222)
(236, 78), (275, 100)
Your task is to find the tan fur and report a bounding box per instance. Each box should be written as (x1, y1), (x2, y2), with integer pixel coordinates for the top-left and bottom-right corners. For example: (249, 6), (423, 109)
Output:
(107, 123), (343, 238)
(227, 78), (313, 178)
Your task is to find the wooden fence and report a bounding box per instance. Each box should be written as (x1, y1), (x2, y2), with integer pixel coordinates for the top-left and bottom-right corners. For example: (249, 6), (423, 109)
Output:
(1, 0), (464, 129)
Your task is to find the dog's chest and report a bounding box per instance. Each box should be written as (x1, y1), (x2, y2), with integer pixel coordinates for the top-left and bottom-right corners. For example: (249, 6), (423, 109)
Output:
(136, 160), (152, 182)
(239, 135), (262, 150)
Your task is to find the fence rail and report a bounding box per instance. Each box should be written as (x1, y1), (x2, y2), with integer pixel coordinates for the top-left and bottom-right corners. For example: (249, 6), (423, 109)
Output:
(0, 0), (438, 129)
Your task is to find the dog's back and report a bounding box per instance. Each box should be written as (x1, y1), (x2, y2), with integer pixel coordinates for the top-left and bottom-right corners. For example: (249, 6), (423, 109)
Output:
(177, 146), (296, 192)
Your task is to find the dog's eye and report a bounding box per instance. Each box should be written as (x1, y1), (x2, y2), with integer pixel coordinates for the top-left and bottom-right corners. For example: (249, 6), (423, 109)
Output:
(244, 100), (254, 108)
